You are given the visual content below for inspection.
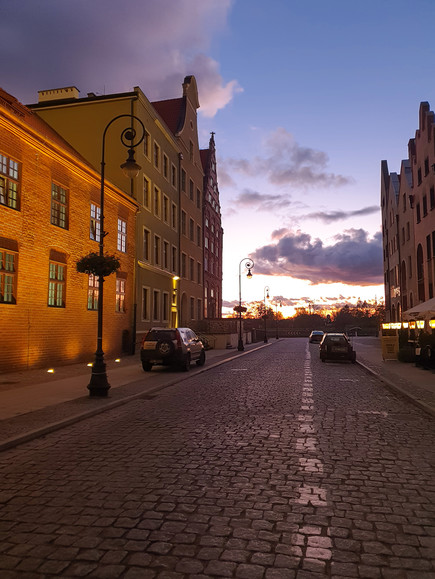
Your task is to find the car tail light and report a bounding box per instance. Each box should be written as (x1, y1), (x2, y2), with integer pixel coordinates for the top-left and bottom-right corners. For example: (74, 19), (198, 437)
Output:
(175, 330), (182, 349)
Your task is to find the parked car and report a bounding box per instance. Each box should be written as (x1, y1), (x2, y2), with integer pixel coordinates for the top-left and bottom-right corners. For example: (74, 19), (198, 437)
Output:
(309, 330), (324, 343)
(319, 333), (356, 363)
(140, 327), (205, 371)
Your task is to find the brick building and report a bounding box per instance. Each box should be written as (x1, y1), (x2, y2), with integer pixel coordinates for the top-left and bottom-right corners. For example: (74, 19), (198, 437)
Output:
(200, 132), (223, 318)
(30, 76), (211, 340)
(381, 101), (435, 321)
(0, 89), (138, 371)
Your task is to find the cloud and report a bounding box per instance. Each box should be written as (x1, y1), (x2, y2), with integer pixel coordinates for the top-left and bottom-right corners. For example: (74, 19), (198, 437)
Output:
(224, 127), (352, 188)
(1, 0), (240, 116)
(250, 228), (383, 285)
(232, 189), (292, 211)
(305, 206), (380, 223)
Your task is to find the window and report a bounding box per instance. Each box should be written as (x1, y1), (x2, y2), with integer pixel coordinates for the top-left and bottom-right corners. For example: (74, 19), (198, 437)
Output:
(153, 290), (160, 321)
(0, 249), (17, 303)
(117, 218), (127, 252)
(190, 257), (194, 281)
(197, 225), (201, 246)
(153, 142), (160, 169)
(430, 187), (435, 210)
(90, 203), (101, 241)
(143, 130), (150, 158)
(154, 186), (161, 217)
(196, 188), (201, 209)
(48, 262), (65, 307)
(189, 218), (194, 241)
(406, 221), (410, 240)
(423, 195), (428, 217)
(171, 164), (177, 188)
(172, 246), (177, 273)
(143, 228), (150, 261)
(0, 154), (20, 210)
(189, 179), (194, 201)
(162, 292), (169, 322)
(197, 298), (202, 320)
(181, 169), (186, 192)
(171, 203), (177, 230)
(142, 287), (150, 321)
(197, 262), (201, 285)
(143, 177), (151, 209)
(425, 157), (429, 176)
(163, 240), (169, 269)
(51, 183), (68, 229)
(163, 154), (169, 179)
(190, 296), (195, 319)
(163, 195), (169, 223)
(154, 235), (161, 265)
(181, 253), (187, 278)
(181, 210), (186, 235)
(418, 167), (422, 185)
(116, 278), (126, 312)
(416, 203), (421, 223)
(87, 274), (99, 310)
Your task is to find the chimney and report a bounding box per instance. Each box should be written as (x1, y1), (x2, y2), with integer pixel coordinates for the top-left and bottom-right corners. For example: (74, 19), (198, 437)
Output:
(38, 86), (79, 103)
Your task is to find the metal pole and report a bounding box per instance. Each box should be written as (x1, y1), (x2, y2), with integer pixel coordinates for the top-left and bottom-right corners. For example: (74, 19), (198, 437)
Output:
(88, 114), (145, 397)
(264, 286), (269, 343)
(237, 258), (254, 351)
(237, 261), (244, 351)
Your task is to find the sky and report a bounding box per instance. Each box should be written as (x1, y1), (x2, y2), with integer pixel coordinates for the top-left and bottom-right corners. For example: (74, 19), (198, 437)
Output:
(3, 0), (435, 317)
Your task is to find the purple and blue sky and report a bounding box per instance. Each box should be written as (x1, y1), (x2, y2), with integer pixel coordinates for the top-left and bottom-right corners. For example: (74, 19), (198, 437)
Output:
(3, 0), (435, 316)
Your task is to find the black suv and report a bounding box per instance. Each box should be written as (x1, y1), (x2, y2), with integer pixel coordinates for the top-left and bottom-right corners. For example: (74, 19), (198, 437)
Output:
(140, 327), (205, 371)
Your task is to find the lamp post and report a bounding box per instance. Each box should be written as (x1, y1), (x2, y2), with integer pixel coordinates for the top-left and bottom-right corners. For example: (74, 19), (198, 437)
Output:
(236, 258), (254, 351)
(88, 114), (145, 397)
(263, 286), (270, 343)
(275, 301), (282, 339)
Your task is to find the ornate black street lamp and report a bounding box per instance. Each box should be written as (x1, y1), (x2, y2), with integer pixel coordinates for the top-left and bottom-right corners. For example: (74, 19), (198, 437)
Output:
(263, 286), (270, 343)
(88, 114), (145, 397)
(235, 258), (254, 351)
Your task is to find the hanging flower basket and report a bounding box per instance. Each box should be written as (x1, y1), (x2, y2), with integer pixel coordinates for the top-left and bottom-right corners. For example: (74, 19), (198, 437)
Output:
(76, 252), (120, 277)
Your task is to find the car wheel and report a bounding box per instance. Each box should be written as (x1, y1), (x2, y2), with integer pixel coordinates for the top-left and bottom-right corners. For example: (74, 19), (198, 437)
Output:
(196, 350), (206, 366)
(156, 339), (175, 357)
(181, 354), (191, 371)
(142, 361), (153, 372)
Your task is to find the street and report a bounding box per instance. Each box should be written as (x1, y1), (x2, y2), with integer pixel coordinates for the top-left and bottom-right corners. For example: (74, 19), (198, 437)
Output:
(0, 338), (434, 578)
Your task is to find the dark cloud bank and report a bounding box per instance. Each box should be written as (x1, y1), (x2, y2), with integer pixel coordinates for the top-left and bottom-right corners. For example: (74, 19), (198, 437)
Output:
(251, 228), (383, 285)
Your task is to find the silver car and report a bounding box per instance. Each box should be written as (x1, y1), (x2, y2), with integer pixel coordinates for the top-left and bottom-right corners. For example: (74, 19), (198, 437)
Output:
(140, 327), (205, 371)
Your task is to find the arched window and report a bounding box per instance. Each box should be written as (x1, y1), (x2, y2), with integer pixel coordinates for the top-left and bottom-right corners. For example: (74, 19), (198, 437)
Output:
(417, 244), (425, 302)
(401, 260), (407, 312)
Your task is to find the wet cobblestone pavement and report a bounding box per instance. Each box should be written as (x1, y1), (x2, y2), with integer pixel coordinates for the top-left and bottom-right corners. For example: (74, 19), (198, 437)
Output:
(0, 339), (434, 577)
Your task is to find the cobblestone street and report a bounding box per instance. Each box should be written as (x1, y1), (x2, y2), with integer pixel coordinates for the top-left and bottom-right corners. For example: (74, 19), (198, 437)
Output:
(0, 338), (434, 578)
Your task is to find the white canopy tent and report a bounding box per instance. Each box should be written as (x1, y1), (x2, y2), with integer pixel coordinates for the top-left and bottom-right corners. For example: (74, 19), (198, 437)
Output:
(403, 296), (435, 321)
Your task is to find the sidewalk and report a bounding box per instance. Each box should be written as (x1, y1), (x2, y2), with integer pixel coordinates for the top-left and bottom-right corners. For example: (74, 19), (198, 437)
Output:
(0, 344), (266, 452)
(352, 336), (435, 418)
(0, 338), (433, 452)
